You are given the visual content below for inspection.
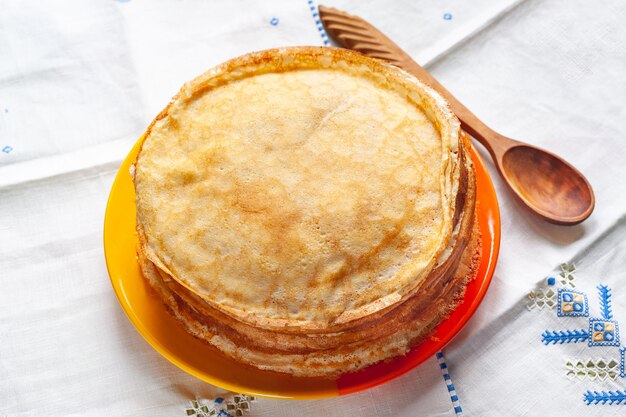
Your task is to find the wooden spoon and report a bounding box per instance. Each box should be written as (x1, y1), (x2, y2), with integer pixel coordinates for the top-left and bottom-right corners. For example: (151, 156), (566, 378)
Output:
(319, 6), (595, 225)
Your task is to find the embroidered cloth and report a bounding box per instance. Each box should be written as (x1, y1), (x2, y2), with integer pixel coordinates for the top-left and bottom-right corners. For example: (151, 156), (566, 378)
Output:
(2, 0), (626, 415)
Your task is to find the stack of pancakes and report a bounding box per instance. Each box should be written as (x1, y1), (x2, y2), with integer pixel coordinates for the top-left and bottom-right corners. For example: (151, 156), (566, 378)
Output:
(133, 47), (481, 377)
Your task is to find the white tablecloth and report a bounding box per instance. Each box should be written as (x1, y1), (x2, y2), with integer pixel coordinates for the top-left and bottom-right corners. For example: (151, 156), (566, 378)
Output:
(2, 1), (626, 416)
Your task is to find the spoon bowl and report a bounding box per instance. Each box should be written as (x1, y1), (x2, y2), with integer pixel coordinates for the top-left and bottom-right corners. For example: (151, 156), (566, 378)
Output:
(500, 144), (594, 224)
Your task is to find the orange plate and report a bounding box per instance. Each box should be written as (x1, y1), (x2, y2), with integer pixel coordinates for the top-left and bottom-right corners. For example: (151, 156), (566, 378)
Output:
(104, 136), (500, 399)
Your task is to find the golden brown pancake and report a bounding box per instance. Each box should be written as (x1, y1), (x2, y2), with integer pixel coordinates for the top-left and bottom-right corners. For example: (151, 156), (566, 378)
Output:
(133, 47), (479, 377)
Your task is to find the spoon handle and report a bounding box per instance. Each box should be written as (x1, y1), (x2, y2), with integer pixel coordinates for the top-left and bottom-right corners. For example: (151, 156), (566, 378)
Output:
(397, 59), (511, 160)
(318, 6), (514, 162)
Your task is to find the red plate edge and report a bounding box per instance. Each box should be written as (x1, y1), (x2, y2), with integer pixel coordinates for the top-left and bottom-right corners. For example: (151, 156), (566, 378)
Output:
(336, 144), (501, 395)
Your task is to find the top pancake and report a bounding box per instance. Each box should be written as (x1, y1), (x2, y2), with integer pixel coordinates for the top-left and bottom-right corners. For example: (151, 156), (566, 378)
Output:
(134, 47), (461, 331)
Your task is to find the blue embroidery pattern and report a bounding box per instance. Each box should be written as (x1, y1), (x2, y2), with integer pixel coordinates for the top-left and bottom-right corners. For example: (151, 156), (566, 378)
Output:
(2, 145), (13, 154)
(443, 13), (453, 21)
(542, 329), (589, 345)
(530, 264), (626, 405)
(557, 288), (589, 317)
(589, 318), (620, 347)
(306, 0), (329, 45)
(270, 17), (279, 26)
(598, 285), (613, 320)
(584, 391), (626, 405)
(542, 283), (622, 348)
(437, 352), (464, 417)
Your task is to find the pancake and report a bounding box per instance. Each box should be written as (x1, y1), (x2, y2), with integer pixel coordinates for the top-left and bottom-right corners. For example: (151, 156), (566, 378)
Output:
(133, 47), (479, 377)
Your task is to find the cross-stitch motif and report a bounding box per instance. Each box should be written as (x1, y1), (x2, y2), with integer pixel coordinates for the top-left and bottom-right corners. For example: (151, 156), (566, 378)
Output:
(185, 400), (220, 417)
(541, 283), (620, 349)
(566, 359), (619, 381)
(527, 264), (626, 405)
(557, 288), (589, 317)
(588, 318), (620, 347)
(185, 395), (255, 417)
(526, 275), (565, 311)
(527, 288), (557, 311)
(224, 395), (255, 417)
(559, 263), (576, 288)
